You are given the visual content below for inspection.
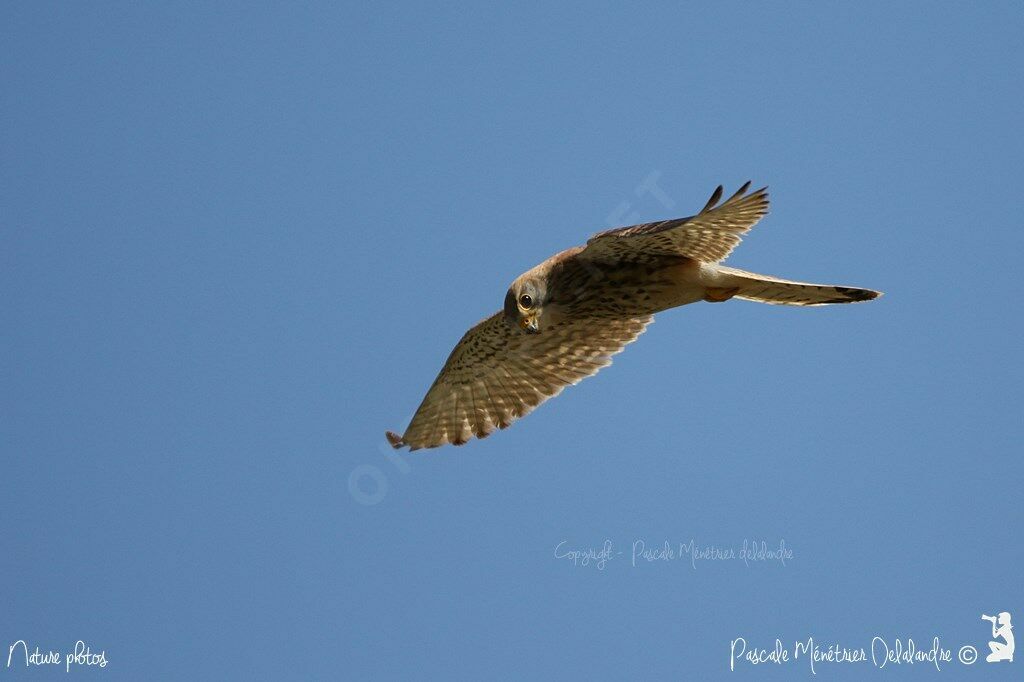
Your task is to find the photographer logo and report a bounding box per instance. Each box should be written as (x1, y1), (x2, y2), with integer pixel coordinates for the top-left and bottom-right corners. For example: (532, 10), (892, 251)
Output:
(982, 611), (1014, 664)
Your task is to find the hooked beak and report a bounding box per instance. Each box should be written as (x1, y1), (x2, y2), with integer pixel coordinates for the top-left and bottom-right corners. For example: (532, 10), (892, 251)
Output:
(520, 317), (539, 334)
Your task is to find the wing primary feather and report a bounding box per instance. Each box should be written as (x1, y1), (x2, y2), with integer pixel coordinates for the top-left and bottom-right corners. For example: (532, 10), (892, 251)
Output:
(700, 185), (724, 213)
(726, 180), (752, 203)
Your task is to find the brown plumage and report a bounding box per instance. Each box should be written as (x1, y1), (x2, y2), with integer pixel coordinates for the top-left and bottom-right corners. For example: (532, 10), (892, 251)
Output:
(386, 182), (880, 450)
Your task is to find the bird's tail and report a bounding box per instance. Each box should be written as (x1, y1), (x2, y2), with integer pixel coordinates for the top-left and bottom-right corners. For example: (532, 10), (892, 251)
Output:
(715, 266), (881, 306)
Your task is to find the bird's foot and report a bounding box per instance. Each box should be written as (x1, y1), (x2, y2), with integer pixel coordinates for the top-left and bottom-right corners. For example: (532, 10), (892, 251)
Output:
(703, 287), (739, 303)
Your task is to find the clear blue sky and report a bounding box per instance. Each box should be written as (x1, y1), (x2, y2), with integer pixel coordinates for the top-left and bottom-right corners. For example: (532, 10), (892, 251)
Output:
(3, 3), (1022, 680)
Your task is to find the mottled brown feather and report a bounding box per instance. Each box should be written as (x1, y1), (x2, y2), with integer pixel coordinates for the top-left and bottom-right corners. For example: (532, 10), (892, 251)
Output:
(387, 313), (651, 450)
(582, 183), (768, 264)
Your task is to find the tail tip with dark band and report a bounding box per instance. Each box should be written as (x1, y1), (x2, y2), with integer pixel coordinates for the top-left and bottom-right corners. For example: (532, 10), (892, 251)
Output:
(834, 286), (882, 302)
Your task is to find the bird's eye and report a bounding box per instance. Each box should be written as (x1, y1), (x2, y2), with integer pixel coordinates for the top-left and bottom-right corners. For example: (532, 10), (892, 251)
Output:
(519, 294), (534, 309)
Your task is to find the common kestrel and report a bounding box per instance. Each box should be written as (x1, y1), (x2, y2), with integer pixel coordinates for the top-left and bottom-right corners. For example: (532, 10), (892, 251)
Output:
(386, 182), (880, 450)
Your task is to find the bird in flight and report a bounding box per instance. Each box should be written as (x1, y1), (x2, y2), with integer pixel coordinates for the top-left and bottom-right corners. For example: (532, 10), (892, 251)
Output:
(386, 182), (880, 450)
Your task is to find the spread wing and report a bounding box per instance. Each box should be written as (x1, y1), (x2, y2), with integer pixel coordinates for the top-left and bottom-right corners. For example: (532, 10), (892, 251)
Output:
(581, 182), (769, 264)
(386, 312), (652, 450)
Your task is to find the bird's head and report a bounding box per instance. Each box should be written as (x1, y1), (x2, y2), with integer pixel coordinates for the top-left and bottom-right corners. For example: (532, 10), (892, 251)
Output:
(504, 275), (546, 334)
